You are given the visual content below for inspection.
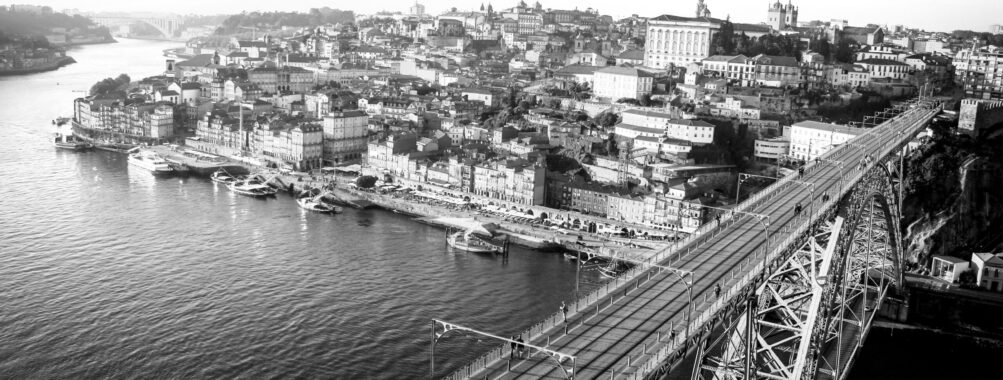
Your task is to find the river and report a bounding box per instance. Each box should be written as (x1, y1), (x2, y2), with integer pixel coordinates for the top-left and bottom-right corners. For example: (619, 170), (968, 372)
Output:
(0, 38), (600, 378)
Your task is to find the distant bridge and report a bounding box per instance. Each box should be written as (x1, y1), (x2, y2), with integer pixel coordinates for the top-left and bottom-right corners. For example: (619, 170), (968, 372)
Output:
(435, 98), (945, 380)
(91, 15), (184, 38)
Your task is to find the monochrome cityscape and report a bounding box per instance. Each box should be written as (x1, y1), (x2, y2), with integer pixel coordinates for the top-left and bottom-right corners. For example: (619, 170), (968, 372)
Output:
(2, 0), (1003, 379)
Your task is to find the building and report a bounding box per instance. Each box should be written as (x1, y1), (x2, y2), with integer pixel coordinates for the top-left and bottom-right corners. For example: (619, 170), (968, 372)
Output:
(593, 66), (654, 101)
(472, 159), (546, 206)
(73, 98), (177, 142)
(247, 66), (315, 94)
(766, 0), (798, 31)
(855, 58), (910, 81)
(620, 109), (715, 145)
(930, 255), (969, 284)
(751, 54), (801, 87)
(754, 137), (791, 162)
(322, 110), (369, 164)
(644, 14), (720, 68)
(788, 121), (863, 161)
(954, 46), (1003, 100)
(840, 26), (884, 45)
(257, 123), (324, 171)
(701, 54), (754, 86)
(972, 252), (1003, 291)
(462, 88), (501, 107)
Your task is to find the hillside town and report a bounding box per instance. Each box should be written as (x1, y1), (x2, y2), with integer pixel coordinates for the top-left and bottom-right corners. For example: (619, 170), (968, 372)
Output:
(66, 0), (999, 239)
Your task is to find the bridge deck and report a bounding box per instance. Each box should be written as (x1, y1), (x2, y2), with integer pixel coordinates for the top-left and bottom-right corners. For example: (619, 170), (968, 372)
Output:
(457, 104), (940, 380)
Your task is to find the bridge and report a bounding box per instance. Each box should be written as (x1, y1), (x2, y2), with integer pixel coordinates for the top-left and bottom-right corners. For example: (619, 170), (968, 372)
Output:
(91, 15), (184, 38)
(434, 98), (944, 379)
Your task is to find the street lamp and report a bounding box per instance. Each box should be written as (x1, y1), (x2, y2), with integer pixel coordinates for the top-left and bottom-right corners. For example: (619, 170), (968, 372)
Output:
(611, 256), (695, 353)
(735, 172), (781, 204)
(701, 204), (771, 268)
(430, 319), (577, 379)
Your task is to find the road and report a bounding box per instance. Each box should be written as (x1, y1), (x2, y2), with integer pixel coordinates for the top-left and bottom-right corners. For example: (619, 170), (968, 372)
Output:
(460, 104), (941, 380)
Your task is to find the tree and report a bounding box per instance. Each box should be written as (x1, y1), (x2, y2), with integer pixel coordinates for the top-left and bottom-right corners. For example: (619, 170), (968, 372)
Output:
(810, 38), (831, 61)
(711, 20), (736, 55)
(595, 111), (620, 129)
(355, 175), (378, 189)
(639, 93), (652, 107)
(834, 40), (854, 63)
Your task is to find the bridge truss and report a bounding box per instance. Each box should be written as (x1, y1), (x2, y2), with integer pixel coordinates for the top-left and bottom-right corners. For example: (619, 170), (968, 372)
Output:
(695, 165), (905, 380)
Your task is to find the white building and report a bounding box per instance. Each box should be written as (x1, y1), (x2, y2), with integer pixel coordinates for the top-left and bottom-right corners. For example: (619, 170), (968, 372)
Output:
(788, 121), (863, 161)
(643, 14), (719, 68)
(930, 255), (969, 284)
(973, 252), (1003, 292)
(754, 137), (791, 162)
(593, 67), (654, 101)
(620, 109), (715, 145)
(856, 58), (910, 81)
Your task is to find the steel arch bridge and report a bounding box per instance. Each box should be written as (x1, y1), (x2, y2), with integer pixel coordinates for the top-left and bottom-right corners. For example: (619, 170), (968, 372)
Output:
(695, 165), (905, 380)
(440, 99), (943, 380)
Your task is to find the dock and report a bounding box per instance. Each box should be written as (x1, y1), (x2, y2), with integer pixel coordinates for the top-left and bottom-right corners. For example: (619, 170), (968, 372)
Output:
(144, 145), (249, 177)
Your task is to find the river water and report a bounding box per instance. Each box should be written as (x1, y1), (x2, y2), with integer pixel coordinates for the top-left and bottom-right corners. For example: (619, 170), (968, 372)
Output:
(0, 39), (599, 378)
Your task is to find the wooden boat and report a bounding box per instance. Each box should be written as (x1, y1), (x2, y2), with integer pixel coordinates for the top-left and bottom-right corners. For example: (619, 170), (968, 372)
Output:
(210, 169), (237, 184)
(447, 230), (502, 254)
(228, 179), (277, 197)
(297, 197), (342, 214)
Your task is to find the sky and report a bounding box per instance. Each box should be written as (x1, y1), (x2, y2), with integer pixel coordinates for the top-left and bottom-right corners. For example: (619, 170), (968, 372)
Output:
(5, 0), (1002, 33)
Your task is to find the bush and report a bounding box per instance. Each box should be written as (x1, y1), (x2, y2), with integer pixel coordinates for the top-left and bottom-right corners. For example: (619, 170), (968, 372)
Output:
(355, 175), (378, 189)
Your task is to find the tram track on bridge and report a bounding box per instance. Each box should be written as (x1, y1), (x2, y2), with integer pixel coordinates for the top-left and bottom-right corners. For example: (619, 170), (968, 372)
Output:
(464, 106), (941, 380)
(495, 180), (817, 379)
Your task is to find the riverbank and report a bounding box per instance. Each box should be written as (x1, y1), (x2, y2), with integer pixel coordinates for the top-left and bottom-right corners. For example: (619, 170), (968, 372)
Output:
(0, 56), (76, 76)
(260, 171), (671, 257)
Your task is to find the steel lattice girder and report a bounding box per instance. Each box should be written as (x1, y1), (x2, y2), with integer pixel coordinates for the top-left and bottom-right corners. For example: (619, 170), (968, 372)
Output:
(696, 166), (904, 380)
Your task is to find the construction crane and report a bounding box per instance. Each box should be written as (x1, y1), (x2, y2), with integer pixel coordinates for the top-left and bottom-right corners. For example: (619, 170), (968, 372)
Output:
(617, 140), (646, 188)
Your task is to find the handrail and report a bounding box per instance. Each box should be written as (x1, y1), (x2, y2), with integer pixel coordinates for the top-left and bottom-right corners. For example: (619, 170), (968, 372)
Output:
(450, 105), (941, 379)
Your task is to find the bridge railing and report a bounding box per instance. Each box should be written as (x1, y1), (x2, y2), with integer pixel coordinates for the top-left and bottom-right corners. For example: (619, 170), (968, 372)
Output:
(624, 106), (942, 378)
(452, 105), (941, 380)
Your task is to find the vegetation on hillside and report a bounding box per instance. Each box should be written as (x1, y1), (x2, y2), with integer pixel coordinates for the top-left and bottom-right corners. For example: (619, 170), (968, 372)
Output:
(710, 20), (801, 59)
(214, 8), (355, 35)
(89, 74), (131, 96)
(950, 30), (1003, 47)
(0, 7), (111, 39)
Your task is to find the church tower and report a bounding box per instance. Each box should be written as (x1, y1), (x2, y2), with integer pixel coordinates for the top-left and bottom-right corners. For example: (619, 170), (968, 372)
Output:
(784, 1), (798, 29)
(695, 0), (712, 18)
(767, 1), (786, 30)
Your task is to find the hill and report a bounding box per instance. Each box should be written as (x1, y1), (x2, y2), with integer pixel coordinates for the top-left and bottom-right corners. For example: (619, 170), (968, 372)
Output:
(0, 7), (111, 40)
(214, 8), (355, 35)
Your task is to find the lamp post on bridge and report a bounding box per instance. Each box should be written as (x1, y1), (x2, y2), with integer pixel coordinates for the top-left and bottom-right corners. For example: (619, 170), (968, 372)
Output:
(734, 172), (781, 204)
(430, 319), (577, 379)
(701, 204), (771, 269)
(610, 256), (695, 354)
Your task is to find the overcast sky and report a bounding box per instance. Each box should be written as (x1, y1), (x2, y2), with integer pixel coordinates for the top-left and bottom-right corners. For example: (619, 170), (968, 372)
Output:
(6, 0), (1001, 33)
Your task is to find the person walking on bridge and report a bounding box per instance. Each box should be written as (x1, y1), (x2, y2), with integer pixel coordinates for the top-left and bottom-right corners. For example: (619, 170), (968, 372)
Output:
(794, 202), (803, 217)
(714, 283), (722, 299)
(560, 301), (568, 322)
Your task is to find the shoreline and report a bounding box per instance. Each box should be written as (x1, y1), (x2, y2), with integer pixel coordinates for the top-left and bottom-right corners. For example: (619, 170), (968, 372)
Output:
(0, 56), (77, 76)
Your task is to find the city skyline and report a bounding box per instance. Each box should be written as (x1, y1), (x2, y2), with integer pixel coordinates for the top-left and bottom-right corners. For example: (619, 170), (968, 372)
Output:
(5, 0), (1001, 34)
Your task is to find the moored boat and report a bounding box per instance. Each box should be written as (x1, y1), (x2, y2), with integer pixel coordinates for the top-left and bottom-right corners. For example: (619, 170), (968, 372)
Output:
(296, 197), (342, 214)
(127, 148), (173, 176)
(228, 179), (278, 197)
(53, 133), (92, 151)
(447, 230), (502, 254)
(210, 170), (237, 184)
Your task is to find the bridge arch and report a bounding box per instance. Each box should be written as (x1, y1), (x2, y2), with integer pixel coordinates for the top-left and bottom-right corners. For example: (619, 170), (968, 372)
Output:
(697, 165), (905, 380)
(136, 18), (180, 38)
